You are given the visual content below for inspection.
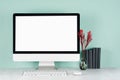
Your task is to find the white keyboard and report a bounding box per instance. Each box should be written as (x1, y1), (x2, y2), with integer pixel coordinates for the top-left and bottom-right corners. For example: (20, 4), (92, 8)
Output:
(23, 71), (67, 76)
(19, 71), (67, 80)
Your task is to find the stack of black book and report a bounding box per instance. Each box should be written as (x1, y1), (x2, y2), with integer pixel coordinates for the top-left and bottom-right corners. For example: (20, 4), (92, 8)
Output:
(85, 48), (101, 69)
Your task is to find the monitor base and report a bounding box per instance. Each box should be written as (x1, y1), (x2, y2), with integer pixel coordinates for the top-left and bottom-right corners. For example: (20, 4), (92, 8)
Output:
(38, 61), (56, 70)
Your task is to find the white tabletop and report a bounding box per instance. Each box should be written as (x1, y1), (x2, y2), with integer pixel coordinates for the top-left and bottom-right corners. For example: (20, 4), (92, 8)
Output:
(0, 68), (120, 80)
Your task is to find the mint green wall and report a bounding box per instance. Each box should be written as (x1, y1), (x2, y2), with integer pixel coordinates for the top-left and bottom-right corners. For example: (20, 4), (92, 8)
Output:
(0, 0), (120, 68)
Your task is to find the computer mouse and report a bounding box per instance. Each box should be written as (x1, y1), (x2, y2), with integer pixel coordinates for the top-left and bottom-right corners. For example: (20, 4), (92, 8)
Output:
(72, 71), (82, 76)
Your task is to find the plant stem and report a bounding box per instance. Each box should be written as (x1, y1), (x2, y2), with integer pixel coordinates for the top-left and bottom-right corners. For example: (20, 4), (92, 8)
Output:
(82, 50), (85, 61)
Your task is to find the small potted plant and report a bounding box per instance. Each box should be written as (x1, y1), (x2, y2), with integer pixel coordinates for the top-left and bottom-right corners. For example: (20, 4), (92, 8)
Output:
(79, 29), (92, 70)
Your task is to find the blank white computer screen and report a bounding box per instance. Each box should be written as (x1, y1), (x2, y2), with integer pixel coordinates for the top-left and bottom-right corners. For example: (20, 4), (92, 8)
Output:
(15, 15), (78, 52)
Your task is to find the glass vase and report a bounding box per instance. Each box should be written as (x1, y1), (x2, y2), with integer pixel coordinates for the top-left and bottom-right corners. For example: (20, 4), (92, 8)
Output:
(80, 50), (87, 70)
(80, 60), (87, 70)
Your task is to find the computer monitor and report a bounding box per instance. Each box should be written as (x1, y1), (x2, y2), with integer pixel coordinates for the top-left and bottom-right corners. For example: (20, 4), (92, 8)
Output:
(13, 13), (80, 69)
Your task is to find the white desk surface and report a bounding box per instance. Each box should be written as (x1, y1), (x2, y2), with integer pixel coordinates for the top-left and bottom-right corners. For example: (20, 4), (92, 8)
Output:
(0, 68), (120, 80)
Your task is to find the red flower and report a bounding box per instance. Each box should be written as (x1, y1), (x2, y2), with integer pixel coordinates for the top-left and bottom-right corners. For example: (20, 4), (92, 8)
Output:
(79, 29), (92, 51)
(79, 29), (85, 50)
(79, 29), (83, 38)
(85, 31), (92, 48)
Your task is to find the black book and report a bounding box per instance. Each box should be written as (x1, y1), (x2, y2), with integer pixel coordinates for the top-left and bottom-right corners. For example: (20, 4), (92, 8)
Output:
(88, 49), (93, 68)
(97, 48), (101, 68)
(87, 49), (90, 68)
(95, 48), (101, 68)
(92, 48), (96, 68)
(95, 48), (98, 68)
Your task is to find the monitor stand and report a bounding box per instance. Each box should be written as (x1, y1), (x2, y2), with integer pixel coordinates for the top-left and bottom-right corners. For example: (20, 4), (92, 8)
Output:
(38, 61), (56, 70)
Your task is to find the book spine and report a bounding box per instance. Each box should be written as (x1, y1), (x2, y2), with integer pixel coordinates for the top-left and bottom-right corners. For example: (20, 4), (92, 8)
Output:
(98, 48), (101, 68)
(87, 49), (90, 68)
(92, 48), (96, 68)
(88, 49), (93, 68)
(95, 48), (98, 68)
(95, 48), (101, 69)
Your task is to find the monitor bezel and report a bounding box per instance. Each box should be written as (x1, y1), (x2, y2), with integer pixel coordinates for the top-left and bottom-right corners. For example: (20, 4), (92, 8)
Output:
(13, 13), (80, 54)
